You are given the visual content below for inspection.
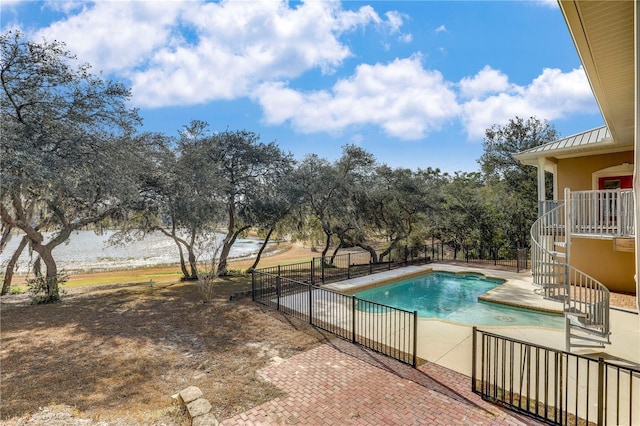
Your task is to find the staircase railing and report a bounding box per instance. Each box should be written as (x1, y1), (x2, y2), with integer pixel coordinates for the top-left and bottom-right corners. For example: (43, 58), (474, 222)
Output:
(530, 201), (567, 299)
(565, 265), (610, 331)
(531, 190), (612, 350)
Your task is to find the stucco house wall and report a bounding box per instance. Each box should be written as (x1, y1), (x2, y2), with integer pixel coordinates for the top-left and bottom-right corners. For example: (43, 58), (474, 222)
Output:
(556, 151), (634, 193)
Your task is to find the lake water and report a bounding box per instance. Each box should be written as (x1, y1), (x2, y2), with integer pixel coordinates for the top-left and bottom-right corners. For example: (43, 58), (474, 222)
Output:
(0, 230), (268, 273)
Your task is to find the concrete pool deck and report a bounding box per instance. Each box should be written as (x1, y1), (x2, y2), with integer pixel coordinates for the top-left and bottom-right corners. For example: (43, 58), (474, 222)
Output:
(325, 263), (640, 376)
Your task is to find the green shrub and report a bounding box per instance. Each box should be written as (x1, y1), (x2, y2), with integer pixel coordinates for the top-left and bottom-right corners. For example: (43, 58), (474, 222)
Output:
(9, 286), (25, 295)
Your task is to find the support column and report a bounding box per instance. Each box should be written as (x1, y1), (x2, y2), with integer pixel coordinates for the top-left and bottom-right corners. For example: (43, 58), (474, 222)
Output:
(537, 157), (547, 215)
(552, 162), (558, 202)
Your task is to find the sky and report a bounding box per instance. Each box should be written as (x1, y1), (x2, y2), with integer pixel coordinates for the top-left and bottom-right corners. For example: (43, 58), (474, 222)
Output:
(1, 0), (605, 173)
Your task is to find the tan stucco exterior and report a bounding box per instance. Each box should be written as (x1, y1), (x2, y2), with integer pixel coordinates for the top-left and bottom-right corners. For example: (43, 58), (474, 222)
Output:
(556, 151), (634, 193)
(570, 238), (635, 294)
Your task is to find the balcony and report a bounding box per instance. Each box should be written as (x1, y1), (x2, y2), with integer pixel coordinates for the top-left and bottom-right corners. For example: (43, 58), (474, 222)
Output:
(538, 189), (635, 239)
(568, 189), (634, 238)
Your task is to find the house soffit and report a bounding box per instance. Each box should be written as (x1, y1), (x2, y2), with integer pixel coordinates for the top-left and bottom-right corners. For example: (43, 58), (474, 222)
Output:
(558, 1), (635, 145)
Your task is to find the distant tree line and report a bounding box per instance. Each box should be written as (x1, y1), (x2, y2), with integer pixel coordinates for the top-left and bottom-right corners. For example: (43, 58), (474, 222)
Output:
(0, 31), (558, 302)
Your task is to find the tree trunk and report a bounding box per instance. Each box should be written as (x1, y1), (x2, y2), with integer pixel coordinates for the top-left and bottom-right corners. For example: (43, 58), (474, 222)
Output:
(29, 241), (60, 302)
(175, 240), (190, 280)
(378, 237), (404, 262)
(156, 227), (191, 280)
(218, 225), (250, 276)
(1, 235), (28, 295)
(0, 223), (13, 254)
(320, 231), (331, 263)
(355, 242), (378, 264)
(329, 241), (341, 264)
(248, 227), (274, 271)
(187, 228), (198, 280)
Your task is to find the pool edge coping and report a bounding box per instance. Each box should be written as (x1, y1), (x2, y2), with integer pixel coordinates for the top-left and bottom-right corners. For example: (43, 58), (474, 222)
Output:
(324, 265), (566, 318)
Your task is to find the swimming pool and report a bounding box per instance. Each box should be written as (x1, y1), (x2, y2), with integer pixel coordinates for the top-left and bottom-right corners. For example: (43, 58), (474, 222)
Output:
(353, 272), (564, 328)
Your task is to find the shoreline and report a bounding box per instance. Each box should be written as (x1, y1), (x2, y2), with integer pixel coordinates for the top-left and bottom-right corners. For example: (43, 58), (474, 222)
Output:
(6, 242), (318, 288)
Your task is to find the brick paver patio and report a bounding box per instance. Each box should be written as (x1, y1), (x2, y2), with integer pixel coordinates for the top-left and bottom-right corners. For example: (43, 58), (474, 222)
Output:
(221, 339), (544, 425)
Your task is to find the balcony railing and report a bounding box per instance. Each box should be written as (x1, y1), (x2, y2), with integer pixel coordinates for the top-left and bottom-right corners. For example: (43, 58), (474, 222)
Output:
(568, 189), (634, 237)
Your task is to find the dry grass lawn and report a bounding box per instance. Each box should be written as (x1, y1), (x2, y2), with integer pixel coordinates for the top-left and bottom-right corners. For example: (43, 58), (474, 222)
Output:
(0, 245), (329, 425)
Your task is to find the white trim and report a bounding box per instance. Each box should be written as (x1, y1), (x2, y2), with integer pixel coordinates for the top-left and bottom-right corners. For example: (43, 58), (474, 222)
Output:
(634, 0), (639, 310)
(591, 163), (634, 190)
(537, 157), (546, 203)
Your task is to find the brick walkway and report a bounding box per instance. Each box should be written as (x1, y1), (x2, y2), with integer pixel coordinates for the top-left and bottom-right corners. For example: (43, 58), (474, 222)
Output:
(610, 291), (637, 311)
(221, 339), (544, 426)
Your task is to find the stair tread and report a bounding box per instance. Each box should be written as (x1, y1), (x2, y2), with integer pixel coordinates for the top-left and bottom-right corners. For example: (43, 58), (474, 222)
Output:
(567, 323), (609, 338)
(549, 251), (566, 258)
(569, 343), (607, 349)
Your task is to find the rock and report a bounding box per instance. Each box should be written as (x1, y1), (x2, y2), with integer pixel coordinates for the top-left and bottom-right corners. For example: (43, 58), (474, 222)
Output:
(187, 398), (212, 419)
(192, 412), (219, 426)
(270, 356), (284, 364)
(178, 386), (203, 405)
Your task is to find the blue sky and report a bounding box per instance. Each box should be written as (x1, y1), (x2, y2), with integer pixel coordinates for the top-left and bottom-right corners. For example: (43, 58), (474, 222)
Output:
(2, 0), (604, 173)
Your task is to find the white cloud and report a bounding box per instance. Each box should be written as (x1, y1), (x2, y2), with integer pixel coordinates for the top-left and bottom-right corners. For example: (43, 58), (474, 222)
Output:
(460, 67), (597, 139)
(385, 11), (404, 33)
(533, 0), (559, 9)
(36, 1), (185, 73)
(435, 24), (447, 33)
(254, 55), (460, 140)
(459, 66), (511, 99)
(29, 0), (401, 107)
(256, 62), (595, 142)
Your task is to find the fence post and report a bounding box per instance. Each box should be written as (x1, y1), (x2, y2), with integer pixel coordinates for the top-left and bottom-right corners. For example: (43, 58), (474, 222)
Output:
(412, 311), (418, 367)
(516, 249), (521, 273)
(251, 271), (256, 301)
(310, 260), (315, 285)
(471, 326), (477, 392)
(347, 253), (351, 279)
(493, 248), (497, 266)
(597, 357), (605, 426)
(351, 296), (357, 344)
(369, 257), (372, 275)
(441, 243), (444, 261)
(308, 283), (313, 325)
(276, 276), (281, 311)
(321, 256), (325, 284)
(404, 245), (408, 266)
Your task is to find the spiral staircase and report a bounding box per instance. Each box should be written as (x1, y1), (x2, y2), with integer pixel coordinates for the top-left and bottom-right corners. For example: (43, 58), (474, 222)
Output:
(531, 189), (619, 351)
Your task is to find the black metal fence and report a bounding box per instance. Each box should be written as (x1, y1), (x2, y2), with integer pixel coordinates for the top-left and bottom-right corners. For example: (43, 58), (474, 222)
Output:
(253, 271), (418, 366)
(472, 328), (640, 426)
(256, 243), (529, 288)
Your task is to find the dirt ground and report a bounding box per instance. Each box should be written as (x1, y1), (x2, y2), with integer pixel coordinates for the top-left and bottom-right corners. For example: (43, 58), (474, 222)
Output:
(0, 279), (332, 425)
(0, 243), (328, 425)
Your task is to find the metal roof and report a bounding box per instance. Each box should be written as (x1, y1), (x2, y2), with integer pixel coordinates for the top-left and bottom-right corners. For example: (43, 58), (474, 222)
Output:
(517, 126), (611, 157)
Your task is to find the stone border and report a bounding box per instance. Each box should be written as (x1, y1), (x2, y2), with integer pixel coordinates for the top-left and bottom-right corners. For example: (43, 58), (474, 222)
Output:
(173, 386), (219, 426)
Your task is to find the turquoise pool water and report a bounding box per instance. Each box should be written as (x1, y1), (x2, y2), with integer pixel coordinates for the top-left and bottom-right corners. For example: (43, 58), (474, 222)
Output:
(353, 272), (564, 328)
